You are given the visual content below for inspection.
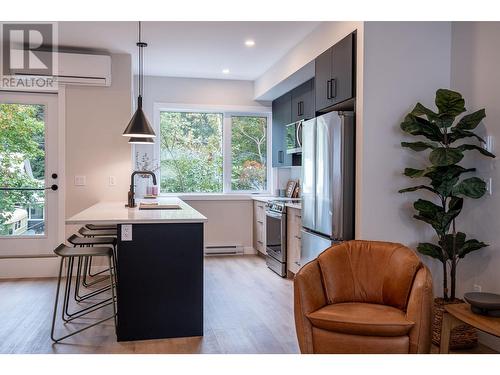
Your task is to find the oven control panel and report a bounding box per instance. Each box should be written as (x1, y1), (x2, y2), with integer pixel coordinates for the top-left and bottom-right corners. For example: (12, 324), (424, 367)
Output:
(265, 201), (286, 214)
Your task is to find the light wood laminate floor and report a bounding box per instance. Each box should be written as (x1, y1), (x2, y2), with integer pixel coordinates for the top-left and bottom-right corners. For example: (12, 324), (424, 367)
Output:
(0, 255), (299, 354)
(0, 255), (496, 354)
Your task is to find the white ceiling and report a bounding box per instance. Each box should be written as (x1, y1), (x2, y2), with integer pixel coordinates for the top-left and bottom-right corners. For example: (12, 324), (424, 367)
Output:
(57, 21), (320, 80)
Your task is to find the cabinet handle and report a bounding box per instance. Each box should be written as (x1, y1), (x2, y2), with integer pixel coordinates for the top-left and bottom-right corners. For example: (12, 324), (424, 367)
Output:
(294, 261), (301, 266)
(257, 220), (263, 224)
(294, 235), (302, 240)
(257, 240), (263, 244)
(327, 79), (331, 99)
(295, 215), (301, 219)
(330, 78), (337, 98)
(278, 150), (284, 163)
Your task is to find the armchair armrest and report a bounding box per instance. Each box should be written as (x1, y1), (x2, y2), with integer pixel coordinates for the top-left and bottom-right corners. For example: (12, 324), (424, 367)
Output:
(294, 260), (327, 353)
(406, 265), (433, 353)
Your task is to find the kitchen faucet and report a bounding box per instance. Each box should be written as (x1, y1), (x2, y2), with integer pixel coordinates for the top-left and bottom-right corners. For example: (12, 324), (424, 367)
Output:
(128, 171), (157, 208)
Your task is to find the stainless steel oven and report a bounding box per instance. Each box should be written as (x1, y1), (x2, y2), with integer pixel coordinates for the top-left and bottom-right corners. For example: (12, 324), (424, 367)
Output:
(265, 201), (287, 277)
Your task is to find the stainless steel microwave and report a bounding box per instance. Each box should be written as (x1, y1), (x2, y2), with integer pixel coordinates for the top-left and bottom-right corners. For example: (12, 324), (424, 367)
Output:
(286, 120), (302, 154)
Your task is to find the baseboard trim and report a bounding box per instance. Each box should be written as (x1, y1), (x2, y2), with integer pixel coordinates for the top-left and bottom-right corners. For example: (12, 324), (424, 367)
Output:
(244, 246), (257, 255)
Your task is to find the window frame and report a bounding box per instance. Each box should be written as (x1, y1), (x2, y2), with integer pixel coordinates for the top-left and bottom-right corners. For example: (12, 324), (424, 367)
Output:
(152, 103), (272, 196)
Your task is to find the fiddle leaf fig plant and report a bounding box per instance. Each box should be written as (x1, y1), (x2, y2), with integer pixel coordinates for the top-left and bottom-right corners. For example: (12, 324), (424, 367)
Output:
(399, 89), (495, 301)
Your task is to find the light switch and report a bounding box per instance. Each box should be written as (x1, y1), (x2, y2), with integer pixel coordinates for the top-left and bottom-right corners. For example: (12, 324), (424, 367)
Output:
(109, 176), (116, 186)
(121, 224), (132, 241)
(74, 175), (86, 186)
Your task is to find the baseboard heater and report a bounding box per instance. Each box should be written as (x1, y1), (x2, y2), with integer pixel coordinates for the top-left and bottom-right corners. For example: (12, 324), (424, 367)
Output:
(204, 244), (244, 255)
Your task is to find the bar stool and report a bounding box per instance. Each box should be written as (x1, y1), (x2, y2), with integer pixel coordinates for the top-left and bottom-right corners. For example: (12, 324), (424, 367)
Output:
(67, 234), (117, 301)
(51, 243), (117, 343)
(77, 227), (117, 281)
(78, 227), (117, 237)
(86, 223), (117, 231)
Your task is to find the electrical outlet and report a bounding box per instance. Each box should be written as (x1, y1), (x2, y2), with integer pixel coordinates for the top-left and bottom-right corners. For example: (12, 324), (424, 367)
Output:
(473, 284), (482, 292)
(121, 224), (132, 241)
(74, 175), (86, 186)
(109, 176), (116, 186)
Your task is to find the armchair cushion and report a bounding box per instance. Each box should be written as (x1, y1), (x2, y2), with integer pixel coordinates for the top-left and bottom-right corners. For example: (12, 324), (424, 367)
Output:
(307, 302), (415, 337)
(317, 240), (421, 310)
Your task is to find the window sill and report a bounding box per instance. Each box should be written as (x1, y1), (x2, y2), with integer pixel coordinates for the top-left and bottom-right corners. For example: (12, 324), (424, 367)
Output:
(159, 193), (274, 201)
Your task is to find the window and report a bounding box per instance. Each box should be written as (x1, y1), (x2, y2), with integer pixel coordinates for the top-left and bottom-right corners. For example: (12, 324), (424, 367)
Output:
(159, 111), (223, 193)
(156, 107), (270, 194)
(0, 103), (46, 236)
(231, 116), (267, 191)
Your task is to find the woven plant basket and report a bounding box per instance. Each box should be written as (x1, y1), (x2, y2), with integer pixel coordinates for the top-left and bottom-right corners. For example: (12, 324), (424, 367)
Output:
(432, 298), (478, 349)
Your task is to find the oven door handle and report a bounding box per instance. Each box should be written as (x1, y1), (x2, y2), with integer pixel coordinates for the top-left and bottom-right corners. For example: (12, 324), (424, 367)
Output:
(265, 211), (284, 219)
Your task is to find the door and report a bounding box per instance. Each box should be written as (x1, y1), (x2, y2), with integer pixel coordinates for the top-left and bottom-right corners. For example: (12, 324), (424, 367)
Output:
(331, 33), (354, 105)
(271, 93), (292, 167)
(315, 47), (334, 112)
(301, 118), (316, 231)
(0, 92), (60, 257)
(300, 229), (332, 266)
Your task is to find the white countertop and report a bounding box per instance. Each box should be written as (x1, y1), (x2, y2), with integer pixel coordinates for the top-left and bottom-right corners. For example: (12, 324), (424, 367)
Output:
(66, 197), (207, 225)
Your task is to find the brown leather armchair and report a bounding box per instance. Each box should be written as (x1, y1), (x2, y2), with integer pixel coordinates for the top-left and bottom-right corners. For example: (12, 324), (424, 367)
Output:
(294, 240), (433, 354)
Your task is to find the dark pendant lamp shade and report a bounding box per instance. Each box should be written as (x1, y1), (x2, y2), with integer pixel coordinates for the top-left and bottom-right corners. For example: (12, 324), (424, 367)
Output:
(123, 96), (156, 138)
(124, 21), (156, 139)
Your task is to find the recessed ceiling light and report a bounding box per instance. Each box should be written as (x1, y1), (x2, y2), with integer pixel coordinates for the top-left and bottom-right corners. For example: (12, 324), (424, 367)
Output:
(245, 40), (255, 47)
(222, 68), (230, 74)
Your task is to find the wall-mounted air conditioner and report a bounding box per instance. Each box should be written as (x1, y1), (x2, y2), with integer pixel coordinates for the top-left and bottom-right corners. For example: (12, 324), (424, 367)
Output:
(9, 51), (112, 87)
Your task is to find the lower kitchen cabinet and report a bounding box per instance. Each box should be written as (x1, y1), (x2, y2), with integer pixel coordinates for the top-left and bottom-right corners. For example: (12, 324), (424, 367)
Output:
(253, 200), (266, 254)
(286, 206), (302, 274)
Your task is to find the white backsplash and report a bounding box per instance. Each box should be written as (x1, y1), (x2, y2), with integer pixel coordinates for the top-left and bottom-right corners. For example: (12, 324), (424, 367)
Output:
(273, 166), (302, 196)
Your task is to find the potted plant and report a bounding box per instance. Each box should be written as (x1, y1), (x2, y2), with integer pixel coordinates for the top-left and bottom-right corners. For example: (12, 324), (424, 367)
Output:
(399, 89), (495, 349)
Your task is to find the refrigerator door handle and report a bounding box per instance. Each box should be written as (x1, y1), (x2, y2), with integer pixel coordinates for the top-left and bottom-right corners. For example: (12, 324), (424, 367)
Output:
(296, 120), (303, 149)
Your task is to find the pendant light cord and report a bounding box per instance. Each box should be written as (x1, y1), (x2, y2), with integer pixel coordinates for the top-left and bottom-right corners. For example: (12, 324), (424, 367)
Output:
(138, 21), (143, 98)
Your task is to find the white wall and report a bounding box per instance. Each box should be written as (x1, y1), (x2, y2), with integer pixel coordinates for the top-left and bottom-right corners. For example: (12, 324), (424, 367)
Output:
(450, 22), (500, 351)
(359, 21), (452, 288)
(134, 76), (270, 252)
(65, 53), (133, 225)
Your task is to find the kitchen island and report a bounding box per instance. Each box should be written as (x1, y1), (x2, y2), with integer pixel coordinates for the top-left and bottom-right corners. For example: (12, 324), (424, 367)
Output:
(66, 197), (207, 342)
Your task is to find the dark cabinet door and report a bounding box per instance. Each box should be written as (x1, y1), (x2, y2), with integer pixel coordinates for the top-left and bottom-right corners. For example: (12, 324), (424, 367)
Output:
(315, 47), (334, 112)
(331, 33), (354, 105)
(272, 93), (292, 167)
(291, 78), (315, 122)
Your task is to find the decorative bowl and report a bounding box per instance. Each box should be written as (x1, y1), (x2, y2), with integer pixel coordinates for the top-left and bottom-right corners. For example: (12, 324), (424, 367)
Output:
(464, 292), (500, 317)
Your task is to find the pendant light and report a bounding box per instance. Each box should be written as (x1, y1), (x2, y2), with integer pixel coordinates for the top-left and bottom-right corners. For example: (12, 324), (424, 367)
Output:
(128, 137), (154, 144)
(123, 21), (156, 138)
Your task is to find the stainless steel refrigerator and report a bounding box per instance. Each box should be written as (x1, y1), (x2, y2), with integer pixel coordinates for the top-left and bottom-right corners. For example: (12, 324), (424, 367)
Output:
(300, 111), (355, 266)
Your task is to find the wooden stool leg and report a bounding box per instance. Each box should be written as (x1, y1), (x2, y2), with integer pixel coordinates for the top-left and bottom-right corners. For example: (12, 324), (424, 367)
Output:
(440, 312), (462, 354)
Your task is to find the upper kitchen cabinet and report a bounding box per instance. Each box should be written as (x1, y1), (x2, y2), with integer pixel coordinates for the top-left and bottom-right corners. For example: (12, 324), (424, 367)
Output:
(272, 92), (292, 167)
(291, 78), (315, 123)
(315, 32), (355, 112)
